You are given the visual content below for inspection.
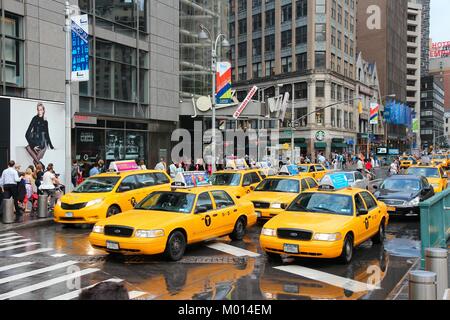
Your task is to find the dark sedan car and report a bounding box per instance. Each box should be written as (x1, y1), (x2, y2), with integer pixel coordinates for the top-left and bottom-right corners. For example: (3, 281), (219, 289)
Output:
(373, 175), (435, 216)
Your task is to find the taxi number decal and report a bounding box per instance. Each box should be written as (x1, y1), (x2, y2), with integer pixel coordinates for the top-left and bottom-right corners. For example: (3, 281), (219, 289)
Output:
(205, 215), (212, 227)
(364, 217), (369, 230)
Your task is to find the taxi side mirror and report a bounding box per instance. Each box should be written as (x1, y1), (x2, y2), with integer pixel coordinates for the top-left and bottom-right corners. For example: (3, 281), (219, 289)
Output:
(195, 206), (208, 214)
(357, 209), (369, 216)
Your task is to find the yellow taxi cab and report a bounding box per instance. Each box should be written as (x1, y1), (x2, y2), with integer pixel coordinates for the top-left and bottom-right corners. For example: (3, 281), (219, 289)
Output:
(406, 165), (448, 193)
(54, 161), (172, 225)
(431, 154), (448, 167)
(297, 164), (328, 181)
(88, 171), (257, 261)
(399, 156), (417, 169)
(209, 167), (263, 199)
(241, 168), (319, 220)
(260, 173), (389, 264)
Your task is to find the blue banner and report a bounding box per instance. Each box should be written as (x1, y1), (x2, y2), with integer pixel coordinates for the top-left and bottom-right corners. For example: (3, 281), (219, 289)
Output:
(71, 14), (89, 82)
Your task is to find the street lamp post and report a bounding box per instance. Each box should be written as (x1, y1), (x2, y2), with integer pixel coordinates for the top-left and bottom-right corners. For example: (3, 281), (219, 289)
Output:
(198, 25), (229, 173)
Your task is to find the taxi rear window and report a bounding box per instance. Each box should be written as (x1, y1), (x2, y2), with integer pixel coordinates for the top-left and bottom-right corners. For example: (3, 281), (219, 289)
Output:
(210, 173), (241, 186)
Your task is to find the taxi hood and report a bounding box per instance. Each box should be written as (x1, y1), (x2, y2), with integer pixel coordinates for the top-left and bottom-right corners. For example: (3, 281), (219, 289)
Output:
(266, 212), (353, 233)
(97, 209), (189, 229)
(61, 192), (111, 204)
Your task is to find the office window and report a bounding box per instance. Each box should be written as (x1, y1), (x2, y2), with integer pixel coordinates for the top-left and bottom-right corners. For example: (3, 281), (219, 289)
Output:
(238, 66), (247, 80)
(331, 53), (336, 71)
(331, 27), (336, 46)
(331, 108), (336, 127)
(344, 111), (349, 129)
(294, 82), (308, 100)
(281, 4), (292, 23)
(316, 81), (325, 98)
(315, 51), (326, 69)
(253, 38), (261, 56)
(281, 56), (292, 73)
(281, 30), (292, 49)
(238, 18), (247, 35)
(338, 5), (342, 23)
(265, 60), (275, 76)
(1, 13), (24, 88)
(296, 25), (307, 45)
(265, 34), (275, 52)
(265, 9), (275, 28)
(229, 22), (235, 38)
(331, 0), (337, 19)
(337, 85), (342, 101)
(253, 14), (262, 32)
(331, 83), (336, 100)
(337, 109), (342, 127)
(253, 0), (262, 8)
(238, 42), (247, 58)
(238, 0), (246, 11)
(253, 63), (262, 78)
(344, 36), (349, 54)
(316, 0), (326, 13)
(315, 23), (326, 41)
(295, 107), (308, 127)
(337, 31), (342, 49)
(296, 53), (307, 73)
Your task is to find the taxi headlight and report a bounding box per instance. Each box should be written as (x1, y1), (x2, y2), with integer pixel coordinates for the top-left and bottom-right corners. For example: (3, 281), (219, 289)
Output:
(270, 203), (282, 209)
(261, 228), (277, 237)
(135, 229), (165, 238)
(406, 196), (420, 206)
(313, 232), (342, 242)
(92, 225), (104, 234)
(86, 198), (104, 207)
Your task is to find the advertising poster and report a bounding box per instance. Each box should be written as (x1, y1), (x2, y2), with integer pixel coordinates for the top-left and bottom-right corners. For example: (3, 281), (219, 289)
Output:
(6, 98), (66, 180)
(369, 103), (379, 125)
(71, 14), (89, 82)
(216, 62), (232, 105)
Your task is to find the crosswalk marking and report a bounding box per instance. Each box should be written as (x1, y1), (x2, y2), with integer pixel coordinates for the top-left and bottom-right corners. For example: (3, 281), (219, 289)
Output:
(0, 262), (34, 272)
(0, 236), (24, 242)
(0, 239), (31, 246)
(0, 268), (100, 300)
(51, 253), (67, 258)
(0, 242), (40, 253)
(128, 291), (147, 299)
(274, 265), (380, 293)
(0, 261), (78, 285)
(0, 233), (18, 238)
(11, 248), (54, 258)
(206, 242), (260, 257)
(49, 278), (124, 300)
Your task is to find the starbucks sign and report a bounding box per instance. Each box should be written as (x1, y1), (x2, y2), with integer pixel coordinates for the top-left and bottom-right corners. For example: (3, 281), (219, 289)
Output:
(315, 131), (325, 141)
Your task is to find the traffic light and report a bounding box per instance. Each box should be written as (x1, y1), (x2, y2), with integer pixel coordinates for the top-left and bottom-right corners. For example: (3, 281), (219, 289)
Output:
(358, 101), (363, 114)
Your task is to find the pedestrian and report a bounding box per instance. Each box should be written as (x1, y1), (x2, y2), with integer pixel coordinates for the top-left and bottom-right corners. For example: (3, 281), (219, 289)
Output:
(138, 159), (147, 170)
(155, 158), (166, 171)
(0, 160), (23, 221)
(33, 163), (44, 195)
(356, 156), (364, 173)
(169, 161), (177, 178)
(23, 168), (34, 213)
(71, 160), (81, 188)
(39, 164), (59, 211)
(89, 162), (100, 177)
(17, 172), (27, 211)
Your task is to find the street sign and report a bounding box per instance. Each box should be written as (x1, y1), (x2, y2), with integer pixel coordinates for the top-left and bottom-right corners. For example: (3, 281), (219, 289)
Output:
(71, 14), (89, 82)
(233, 85), (257, 119)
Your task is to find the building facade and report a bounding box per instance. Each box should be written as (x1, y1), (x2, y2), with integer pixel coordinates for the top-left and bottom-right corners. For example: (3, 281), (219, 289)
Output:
(429, 56), (450, 111)
(420, 75), (445, 150)
(417, 0), (430, 75)
(229, 0), (358, 160)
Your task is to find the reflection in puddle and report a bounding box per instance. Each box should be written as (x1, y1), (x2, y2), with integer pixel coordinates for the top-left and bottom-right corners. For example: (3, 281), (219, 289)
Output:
(384, 238), (420, 258)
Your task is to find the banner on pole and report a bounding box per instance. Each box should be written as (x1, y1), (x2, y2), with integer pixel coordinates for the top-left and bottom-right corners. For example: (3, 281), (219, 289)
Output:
(369, 103), (379, 124)
(233, 86), (258, 119)
(71, 14), (89, 82)
(216, 62), (232, 105)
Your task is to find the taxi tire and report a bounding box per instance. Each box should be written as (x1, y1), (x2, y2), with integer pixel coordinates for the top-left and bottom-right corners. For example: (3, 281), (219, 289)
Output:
(106, 205), (121, 218)
(229, 217), (246, 241)
(372, 221), (385, 245)
(164, 231), (186, 261)
(339, 235), (354, 264)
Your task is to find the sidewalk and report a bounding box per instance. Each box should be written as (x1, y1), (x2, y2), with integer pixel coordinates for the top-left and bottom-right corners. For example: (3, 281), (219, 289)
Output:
(0, 213), (53, 233)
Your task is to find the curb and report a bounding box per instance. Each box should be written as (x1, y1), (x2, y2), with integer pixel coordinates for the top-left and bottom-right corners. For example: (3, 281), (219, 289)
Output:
(0, 218), (54, 233)
(386, 257), (421, 300)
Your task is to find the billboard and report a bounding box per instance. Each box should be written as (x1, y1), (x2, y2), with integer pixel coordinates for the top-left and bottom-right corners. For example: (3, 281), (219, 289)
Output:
(233, 86), (258, 119)
(4, 98), (66, 181)
(71, 14), (89, 82)
(430, 41), (450, 58)
(216, 62), (232, 105)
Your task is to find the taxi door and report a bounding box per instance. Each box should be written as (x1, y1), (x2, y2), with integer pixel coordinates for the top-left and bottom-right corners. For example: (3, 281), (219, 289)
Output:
(115, 175), (140, 211)
(211, 190), (239, 235)
(308, 166), (317, 180)
(354, 193), (371, 244)
(360, 192), (381, 240)
(242, 172), (262, 196)
(190, 192), (216, 242)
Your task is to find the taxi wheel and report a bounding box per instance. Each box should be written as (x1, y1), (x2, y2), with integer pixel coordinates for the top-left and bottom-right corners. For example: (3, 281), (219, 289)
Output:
(229, 217), (246, 241)
(106, 205), (121, 218)
(339, 235), (354, 264)
(164, 231), (186, 261)
(372, 221), (385, 245)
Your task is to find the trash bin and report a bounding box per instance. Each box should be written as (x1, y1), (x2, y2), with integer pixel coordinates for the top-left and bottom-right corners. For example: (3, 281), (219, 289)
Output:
(2, 198), (15, 224)
(38, 194), (48, 218)
(409, 270), (437, 300)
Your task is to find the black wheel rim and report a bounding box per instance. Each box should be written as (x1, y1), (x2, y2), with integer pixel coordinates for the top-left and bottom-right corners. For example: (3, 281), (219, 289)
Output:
(345, 240), (353, 261)
(236, 220), (244, 234)
(170, 234), (184, 257)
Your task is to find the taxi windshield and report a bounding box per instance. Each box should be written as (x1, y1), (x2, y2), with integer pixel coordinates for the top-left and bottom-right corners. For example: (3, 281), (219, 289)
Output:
(136, 192), (196, 214)
(255, 179), (300, 193)
(297, 166), (309, 173)
(408, 167), (440, 178)
(73, 177), (120, 193)
(287, 193), (354, 216)
(380, 179), (421, 192)
(210, 173), (241, 186)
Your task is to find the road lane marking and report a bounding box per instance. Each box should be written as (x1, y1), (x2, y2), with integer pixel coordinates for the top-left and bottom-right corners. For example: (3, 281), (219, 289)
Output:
(0, 262), (34, 272)
(274, 265), (381, 293)
(49, 278), (123, 300)
(0, 236), (24, 242)
(129, 291), (147, 299)
(0, 242), (40, 252)
(11, 248), (54, 258)
(0, 261), (78, 285)
(0, 239), (32, 246)
(50, 253), (67, 258)
(0, 268), (100, 300)
(206, 242), (260, 257)
(0, 233), (18, 238)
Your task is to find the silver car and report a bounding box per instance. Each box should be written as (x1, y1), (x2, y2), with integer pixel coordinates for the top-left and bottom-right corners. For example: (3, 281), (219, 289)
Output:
(322, 171), (369, 190)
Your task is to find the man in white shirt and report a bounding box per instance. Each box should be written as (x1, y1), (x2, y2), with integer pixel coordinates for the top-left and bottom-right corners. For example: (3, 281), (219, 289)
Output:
(0, 160), (22, 218)
(357, 157), (364, 172)
(39, 164), (60, 211)
(169, 162), (177, 178)
(154, 158), (166, 171)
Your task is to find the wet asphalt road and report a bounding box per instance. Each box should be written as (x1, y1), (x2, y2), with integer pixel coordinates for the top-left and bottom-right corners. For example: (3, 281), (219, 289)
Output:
(0, 216), (421, 300)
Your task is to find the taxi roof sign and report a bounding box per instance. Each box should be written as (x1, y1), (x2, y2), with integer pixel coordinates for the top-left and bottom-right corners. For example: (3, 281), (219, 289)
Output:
(108, 160), (139, 172)
(319, 173), (349, 190)
(279, 165), (299, 176)
(172, 171), (210, 188)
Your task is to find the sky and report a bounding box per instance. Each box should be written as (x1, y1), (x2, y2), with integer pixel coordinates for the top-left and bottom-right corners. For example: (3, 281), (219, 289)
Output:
(430, 0), (450, 42)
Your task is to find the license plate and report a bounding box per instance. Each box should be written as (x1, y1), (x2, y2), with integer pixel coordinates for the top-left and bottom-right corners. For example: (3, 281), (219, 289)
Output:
(65, 212), (74, 218)
(106, 241), (120, 250)
(284, 244), (299, 254)
(387, 206), (396, 212)
(256, 211), (262, 218)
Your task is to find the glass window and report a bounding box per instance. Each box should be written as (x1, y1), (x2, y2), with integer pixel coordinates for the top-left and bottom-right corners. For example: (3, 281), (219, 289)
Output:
(281, 30), (292, 49)
(243, 173), (253, 186)
(301, 179), (309, 191)
(255, 179), (300, 193)
(296, 26), (307, 45)
(288, 193), (354, 216)
(154, 173), (170, 184)
(95, 0), (146, 32)
(296, 0), (308, 18)
(212, 191), (235, 208)
(315, 23), (326, 41)
(253, 14), (262, 32)
(250, 172), (262, 184)
(316, 81), (325, 97)
(361, 192), (377, 210)
(135, 173), (156, 188)
(1, 13), (24, 87)
(294, 82), (308, 99)
(306, 178), (318, 188)
(73, 176), (120, 193)
(265, 34), (275, 52)
(118, 175), (138, 192)
(105, 130), (125, 161)
(315, 51), (326, 69)
(380, 179), (421, 192)
(211, 173), (241, 186)
(355, 194), (367, 211)
(136, 192), (196, 214)
(281, 4), (292, 23)
(265, 9), (275, 28)
(196, 192), (214, 212)
(296, 53), (307, 73)
(316, 0), (326, 13)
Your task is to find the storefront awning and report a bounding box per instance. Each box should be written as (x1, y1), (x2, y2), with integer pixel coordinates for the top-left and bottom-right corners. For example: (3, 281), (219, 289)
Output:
(314, 142), (327, 149)
(331, 143), (348, 149)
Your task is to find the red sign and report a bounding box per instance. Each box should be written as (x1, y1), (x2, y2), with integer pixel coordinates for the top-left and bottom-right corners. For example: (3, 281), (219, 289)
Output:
(109, 160), (139, 172)
(233, 86), (258, 119)
(430, 41), (450, 58)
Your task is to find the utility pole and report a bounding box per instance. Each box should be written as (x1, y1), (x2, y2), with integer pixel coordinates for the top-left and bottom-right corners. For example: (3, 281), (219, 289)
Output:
(64, 1), (72, 192)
